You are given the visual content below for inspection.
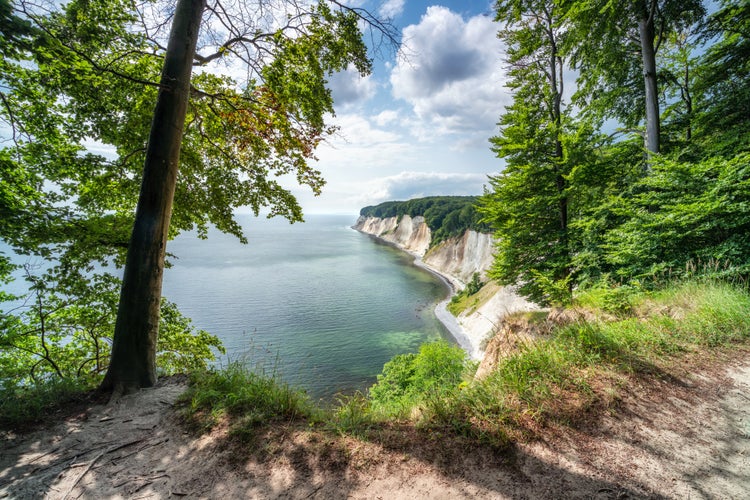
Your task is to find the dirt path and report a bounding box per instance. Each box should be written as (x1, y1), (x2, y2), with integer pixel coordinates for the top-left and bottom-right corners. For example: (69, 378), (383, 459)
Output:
(2, 359), (749, 499)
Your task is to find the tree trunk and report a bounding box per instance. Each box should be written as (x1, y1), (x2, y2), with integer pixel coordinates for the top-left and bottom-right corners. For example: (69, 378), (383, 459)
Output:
(639, 7), (660, 157)
(683, 63), (692, 142)
(101, 0), (205, 394)
(545, 5), (568, 270)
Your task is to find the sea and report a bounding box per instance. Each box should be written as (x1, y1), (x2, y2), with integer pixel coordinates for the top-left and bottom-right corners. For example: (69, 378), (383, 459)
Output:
(160, 214), (453, 400)
(1, 214), (454, 399)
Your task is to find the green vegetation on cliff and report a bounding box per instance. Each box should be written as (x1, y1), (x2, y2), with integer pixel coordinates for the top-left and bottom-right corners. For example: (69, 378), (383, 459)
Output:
(359, 196), (490, 244)
(480, 0), (750, 306)
(166, 278), (750, 448)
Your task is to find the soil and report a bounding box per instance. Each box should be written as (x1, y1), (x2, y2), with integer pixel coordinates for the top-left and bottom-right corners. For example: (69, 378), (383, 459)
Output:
(2, 354), (749, 499)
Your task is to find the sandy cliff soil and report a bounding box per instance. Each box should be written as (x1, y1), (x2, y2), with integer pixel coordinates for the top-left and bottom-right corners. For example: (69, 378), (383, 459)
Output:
(2, 353), (749, 499)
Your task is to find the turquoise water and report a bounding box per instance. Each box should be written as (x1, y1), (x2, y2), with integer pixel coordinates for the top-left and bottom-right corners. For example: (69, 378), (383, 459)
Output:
(161, 214), (453, 399)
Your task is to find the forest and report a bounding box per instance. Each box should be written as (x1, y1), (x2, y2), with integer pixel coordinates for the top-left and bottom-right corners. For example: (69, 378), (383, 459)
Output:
(0, 0), (749, 437)
(359, 196), (490, 244)
(480, 0), (750, 305)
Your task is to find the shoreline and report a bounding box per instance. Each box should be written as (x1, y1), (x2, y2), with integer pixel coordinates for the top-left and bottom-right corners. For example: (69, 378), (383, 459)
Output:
(353, 227), (482, 360)
(411, 258), (482, 360)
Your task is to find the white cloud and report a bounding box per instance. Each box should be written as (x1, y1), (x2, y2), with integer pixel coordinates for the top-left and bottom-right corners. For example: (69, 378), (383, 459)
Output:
(326, 114), (401, 147)
(379, 0), (405, 18)
(351, 171), (488, 207)
(390, 7), (510, 141)
(312, 113), (414, 173)
(327, 64), (377, 108)
(335, 0), (367, 7)
(373, 109), (400, 127)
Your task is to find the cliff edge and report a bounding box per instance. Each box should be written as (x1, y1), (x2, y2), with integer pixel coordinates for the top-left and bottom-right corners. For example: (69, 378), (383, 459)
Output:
(353, 214), (537, 359)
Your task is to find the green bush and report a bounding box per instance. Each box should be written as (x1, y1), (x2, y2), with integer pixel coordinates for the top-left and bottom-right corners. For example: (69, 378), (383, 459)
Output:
(594, 154), (750, 283)
(0, 270), (223, 390)
(369, 341), (468, 416)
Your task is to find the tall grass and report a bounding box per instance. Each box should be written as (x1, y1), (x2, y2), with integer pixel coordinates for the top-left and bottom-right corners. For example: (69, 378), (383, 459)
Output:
(178, 361), (315, 440)
(0, 377), (95, 432)
(421, 279), (750, 444)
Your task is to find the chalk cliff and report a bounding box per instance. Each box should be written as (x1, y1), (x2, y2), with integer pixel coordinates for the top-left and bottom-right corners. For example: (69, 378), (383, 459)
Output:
(353, 215), (537, 359)
(354, 215), (432, 258)
(353, 215), (492, 287)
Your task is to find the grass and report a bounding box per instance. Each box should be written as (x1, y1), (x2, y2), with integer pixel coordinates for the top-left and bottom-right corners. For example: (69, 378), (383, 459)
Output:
(437, 279), (750, 441)
(178, 362), (316, 441)
(0, 377), (102, 432)
(6, 279), (750, 453)
(447, 281), (500, 316)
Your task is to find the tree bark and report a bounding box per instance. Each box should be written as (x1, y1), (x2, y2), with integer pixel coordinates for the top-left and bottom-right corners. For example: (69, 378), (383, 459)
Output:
(639, 3), (661, 157)
(101, 0), (206, 393)
(544, 4), (568, 270)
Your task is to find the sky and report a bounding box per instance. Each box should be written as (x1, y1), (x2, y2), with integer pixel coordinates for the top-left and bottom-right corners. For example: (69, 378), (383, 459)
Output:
(2, 1), (510, 218)
(285, 0), (511, 215)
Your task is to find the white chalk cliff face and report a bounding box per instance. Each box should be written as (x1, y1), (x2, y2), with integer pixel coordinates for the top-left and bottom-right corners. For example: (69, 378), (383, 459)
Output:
(353, 215), (492, 286)
(354, 215), (431, 258)
(423, 230), (494, 286)
(354, 215), (538, 360)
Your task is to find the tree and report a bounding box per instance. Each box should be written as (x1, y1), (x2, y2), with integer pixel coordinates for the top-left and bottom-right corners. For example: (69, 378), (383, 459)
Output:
(101, 0), (205, 392)
(562, 0), (705, 158)
(1, 0), (390, 393)
(482, 0), (577, 304)
(660, 27), (700, 148)
(692, 0), (750, 157)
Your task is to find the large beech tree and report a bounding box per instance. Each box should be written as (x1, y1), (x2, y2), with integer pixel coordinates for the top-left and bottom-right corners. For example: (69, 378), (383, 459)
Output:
(561, 0), (704, 157)
(99, 0), (379, 393)
(101, 0), (205, 392)
(1, 0), (388, 393)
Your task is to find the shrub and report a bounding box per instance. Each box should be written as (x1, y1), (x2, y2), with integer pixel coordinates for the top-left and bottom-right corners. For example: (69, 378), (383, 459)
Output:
(369, 341), (468, 417)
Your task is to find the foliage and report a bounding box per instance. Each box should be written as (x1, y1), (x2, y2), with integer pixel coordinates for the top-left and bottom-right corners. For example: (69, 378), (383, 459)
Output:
(0, 377), (93, 431)
(691, 0), (750, 157)
(0, 0), (380, 390)
(448, 273), (485, 315)
(599, 153), (750, 282)
(0, 268), (224, 390)
(368, 341), (469, 417)
(466, 272), (483, 296)
(482, 1), (607, 305)
(179, 362), (314, 439)
(359, 196), (489, 244)
(482, 1), (750, 304)
(573, 281), (641, 317)
(330, 392), (374, 435)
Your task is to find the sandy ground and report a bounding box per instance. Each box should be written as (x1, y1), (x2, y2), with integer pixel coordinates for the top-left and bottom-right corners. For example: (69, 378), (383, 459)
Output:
(2, 356), (749, 499)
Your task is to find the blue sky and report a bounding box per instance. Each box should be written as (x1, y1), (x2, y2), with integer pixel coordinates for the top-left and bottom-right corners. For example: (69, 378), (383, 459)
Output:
(2, 1), (509, 217)
(287, 0), (511, 215)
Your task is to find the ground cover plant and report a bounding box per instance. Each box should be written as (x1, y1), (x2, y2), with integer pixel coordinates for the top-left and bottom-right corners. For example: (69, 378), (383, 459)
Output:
(166, 277), (750, 450)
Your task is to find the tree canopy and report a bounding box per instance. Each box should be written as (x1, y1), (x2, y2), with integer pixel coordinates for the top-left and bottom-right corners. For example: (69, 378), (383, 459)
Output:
(481, 0), (750, 306)
(0, 0), (391, 392)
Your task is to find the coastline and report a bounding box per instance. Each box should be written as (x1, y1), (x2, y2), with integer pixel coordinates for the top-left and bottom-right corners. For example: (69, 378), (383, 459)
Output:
(353, 228), (483, 360)
(411, 258), (483, 360)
